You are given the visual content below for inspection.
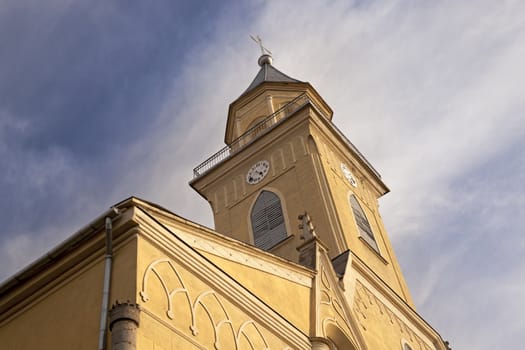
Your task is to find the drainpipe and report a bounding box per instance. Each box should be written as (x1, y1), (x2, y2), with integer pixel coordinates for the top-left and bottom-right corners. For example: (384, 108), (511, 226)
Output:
(98, 208), (119, 350)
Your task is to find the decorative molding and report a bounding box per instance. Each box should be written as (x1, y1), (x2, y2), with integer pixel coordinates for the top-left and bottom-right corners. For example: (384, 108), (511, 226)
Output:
(174, 230), (312, 287)
(277, 149), (285, 170)
(141, 308), (209, 349)
(232, 178), (238, 201)
(350, 253), (444, 345)
(319, 267), (354, 340)
(240, 174), (247, 196)
(134, 208), (312, 349)
(353, 281), (434, 350)
(140, 258), (273, 350)
(299, 135), (308, 156)
(270, 154), (277, 177)
(223, 186), (229, 207)
(213, 192), (219, 214)
(288, 141), (296, 163)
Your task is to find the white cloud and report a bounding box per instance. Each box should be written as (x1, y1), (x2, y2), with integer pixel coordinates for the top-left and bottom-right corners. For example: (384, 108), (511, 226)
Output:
(124, 1), (524, 349)
(2, 1), (524, 349)
(0, 222), (79, 280)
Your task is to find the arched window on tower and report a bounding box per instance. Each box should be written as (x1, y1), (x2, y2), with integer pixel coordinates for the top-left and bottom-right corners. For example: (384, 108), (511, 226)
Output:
(349, 194), (379, 252)
(251, 190), (287, 250)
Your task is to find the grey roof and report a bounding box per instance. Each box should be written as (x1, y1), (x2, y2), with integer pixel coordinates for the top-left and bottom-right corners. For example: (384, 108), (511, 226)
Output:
(331, 250), (350, 277)
(243, 63), (301, 94)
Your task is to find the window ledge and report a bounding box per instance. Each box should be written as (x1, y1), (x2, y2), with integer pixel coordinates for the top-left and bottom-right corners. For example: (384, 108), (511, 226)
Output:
(268, 234), (295, 251)
(358, 236), (388, 265)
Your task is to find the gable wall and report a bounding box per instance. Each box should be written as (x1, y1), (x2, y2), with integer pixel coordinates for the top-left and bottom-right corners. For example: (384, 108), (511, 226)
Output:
(136, 234), (307, 349)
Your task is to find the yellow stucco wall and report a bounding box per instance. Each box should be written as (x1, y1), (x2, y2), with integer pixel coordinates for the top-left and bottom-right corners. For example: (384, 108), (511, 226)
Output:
(0, 234), (138, 350)
(351, 279), (437, 350)
(143, 204), (314, 336)
(195, 113), (344, 263)
(194, 93), (415, 306)
(135, 234), (302, 350)
(310, 125), (414, 304)
(201, 252), (311, 333)
(229, 89), (303, 141)
(0, 259), (104, 350)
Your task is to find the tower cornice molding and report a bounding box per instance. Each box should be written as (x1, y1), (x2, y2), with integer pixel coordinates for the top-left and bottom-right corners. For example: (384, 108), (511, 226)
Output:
(306, 108), (390, 196)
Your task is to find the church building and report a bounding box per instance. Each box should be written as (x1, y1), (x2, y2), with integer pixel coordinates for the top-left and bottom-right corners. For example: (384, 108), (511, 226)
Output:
(0, 53), (448, 350)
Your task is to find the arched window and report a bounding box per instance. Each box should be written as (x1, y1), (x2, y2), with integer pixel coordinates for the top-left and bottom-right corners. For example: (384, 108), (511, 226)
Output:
(403, 342), (413, 350)
(349, 194), (379, 252)
(251, 191), (287, 250)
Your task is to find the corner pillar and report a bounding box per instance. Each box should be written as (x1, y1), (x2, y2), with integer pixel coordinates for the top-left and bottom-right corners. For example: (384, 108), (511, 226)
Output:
(311, 337), (333, 350)
(109, 302), (141, 350)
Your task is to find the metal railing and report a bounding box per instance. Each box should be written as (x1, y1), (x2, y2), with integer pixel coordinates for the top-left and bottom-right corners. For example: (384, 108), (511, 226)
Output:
(193, 93), (310, 178)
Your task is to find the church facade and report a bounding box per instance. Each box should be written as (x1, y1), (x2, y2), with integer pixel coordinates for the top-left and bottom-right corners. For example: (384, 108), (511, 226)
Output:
(0, 54), (447, 350)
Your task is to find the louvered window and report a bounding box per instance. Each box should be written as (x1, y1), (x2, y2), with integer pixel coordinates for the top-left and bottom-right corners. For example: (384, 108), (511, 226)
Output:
(251, 191), (287, 250)
(349, 194), (379, 252)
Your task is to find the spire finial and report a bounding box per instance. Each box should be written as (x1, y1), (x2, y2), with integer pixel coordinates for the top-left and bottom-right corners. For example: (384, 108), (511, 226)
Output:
(250, 35), (273, 66)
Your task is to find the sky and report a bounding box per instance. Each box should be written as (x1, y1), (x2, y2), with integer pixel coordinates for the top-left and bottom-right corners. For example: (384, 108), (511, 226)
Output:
(1, 0), (524, 348)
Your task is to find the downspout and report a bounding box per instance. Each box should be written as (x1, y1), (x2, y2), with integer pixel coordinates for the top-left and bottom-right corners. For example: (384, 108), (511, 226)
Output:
(98, 208), (119, 350)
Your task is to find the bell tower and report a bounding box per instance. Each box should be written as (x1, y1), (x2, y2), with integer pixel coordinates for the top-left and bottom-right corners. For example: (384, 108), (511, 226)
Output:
(190, 53), (414, 306)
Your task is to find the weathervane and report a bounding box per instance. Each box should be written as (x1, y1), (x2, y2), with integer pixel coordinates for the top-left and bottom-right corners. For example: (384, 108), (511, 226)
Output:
(250, 35), (272, 56)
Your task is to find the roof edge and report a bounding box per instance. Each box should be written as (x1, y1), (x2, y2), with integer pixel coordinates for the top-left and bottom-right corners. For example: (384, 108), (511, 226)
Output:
(0, 206), (121, 296)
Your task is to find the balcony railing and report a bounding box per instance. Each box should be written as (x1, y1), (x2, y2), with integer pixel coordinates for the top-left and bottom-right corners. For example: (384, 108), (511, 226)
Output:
(193, 93), (310, 178)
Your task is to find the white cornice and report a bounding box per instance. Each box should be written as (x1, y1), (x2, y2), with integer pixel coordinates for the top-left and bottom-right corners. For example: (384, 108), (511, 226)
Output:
(134, 199), (314, 281)
(174, 229), (312, 287)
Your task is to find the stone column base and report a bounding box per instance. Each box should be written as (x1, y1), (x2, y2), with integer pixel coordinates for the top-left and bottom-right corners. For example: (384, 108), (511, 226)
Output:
(311, 336), (333, 350)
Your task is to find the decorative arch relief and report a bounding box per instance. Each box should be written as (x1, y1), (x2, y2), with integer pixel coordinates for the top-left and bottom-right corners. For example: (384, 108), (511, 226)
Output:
(353, 281), (434, 350)
(319, 267), (354, 343)
(140, 258), (275, 350)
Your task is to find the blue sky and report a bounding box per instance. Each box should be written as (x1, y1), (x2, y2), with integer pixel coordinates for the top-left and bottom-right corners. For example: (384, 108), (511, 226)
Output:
(1, 1), (524, 349)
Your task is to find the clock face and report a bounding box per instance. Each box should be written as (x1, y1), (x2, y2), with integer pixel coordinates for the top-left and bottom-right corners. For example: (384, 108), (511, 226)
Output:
(340, 163), (357, 187)
(246, 160), (270, 185)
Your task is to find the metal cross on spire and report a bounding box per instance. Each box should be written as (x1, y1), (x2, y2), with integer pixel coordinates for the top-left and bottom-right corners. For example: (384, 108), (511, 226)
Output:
(250, 35), (272, 56)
